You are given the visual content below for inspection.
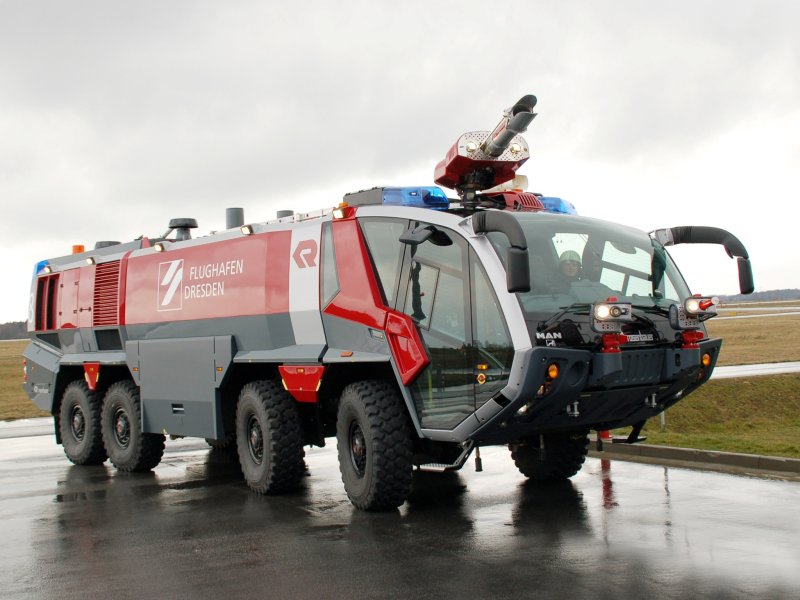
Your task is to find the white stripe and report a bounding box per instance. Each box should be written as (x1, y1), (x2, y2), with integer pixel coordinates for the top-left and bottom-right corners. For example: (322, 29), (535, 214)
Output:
(162, 266), (183, 306)
(289, 225), (326, 344)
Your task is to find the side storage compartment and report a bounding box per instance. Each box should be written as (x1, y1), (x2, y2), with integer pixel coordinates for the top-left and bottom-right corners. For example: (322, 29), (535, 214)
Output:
(126, 336), (235, 439)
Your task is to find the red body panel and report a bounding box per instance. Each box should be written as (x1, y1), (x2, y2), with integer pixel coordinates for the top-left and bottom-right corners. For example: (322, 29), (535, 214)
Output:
(124, 233), (292, 324)
(323, 219), (386, 329)
(77, 265), (95, 329)
(83, 363), (100, 391)
(385, 311), (430, 385)
(57, 269), (79, 329)
(324, 215), (429, 384)
(279, 365), (325, 403)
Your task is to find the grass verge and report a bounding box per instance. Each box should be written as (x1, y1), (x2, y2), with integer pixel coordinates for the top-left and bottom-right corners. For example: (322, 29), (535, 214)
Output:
(0, 340), (49, 421)
(706, 315), (800, 366)
(635, 374), (800, 459)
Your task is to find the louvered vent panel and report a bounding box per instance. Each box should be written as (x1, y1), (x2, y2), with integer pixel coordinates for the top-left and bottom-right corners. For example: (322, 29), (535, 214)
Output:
(93, 261), (121, 326)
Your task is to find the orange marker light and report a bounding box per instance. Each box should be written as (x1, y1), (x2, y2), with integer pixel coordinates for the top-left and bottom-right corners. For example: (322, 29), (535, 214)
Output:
(547, 363), (559, 380)
(702, 353), (711, 367)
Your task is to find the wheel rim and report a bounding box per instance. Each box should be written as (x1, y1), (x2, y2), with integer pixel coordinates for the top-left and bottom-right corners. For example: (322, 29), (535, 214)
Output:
(113, 407), (131, 449)
(70, 405), (85, 442)
(247, 415), (264, 465)
(349, 421), (366, 477)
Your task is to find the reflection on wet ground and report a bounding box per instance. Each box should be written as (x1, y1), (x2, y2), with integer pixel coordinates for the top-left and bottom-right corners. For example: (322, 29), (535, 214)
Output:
(1, 436), (798, 599)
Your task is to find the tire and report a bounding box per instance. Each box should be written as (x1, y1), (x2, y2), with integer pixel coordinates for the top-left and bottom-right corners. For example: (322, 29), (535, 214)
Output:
(336, 380), (413, 511)
(101, 381), (165, 472)
(58, 380), (107, 465)
(205, 434), (235, 450)
(509, 431), (589, 481)
(235, 381), (305, 494)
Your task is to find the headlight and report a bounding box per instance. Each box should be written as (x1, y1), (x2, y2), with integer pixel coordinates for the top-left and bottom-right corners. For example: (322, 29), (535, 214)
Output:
(591, 299), (633, 333)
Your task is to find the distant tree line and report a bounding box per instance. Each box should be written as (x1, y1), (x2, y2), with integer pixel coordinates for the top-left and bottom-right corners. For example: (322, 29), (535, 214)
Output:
(718, 289), (800, 303)
(0, 321), (26, 340)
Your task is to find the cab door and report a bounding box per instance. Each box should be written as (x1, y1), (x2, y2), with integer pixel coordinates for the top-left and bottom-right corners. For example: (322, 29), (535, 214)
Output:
(399, 228), (473, 429)
(360, 218), (513, 431)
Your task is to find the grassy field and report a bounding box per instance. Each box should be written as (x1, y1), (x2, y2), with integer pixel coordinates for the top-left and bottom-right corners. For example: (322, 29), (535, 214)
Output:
(639, 374), (800, 458)
(706, 315), (800, 366)
(3, 307), (799, 458)
(0, 340), (48, 421)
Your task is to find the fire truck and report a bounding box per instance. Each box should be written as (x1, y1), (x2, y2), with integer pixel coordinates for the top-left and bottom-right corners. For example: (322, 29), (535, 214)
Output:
(22, 95), (754, 510)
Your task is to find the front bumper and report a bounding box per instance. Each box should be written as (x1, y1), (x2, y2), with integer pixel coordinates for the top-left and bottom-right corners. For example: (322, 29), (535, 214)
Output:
(470, 338), (722, 445)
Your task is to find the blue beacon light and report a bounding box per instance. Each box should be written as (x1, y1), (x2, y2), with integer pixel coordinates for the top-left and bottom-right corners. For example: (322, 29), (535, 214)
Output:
(381, 187), (450, 210)
(540, 196), (578, 215)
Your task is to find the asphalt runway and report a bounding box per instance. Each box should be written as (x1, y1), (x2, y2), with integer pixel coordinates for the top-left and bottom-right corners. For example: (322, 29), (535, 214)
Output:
(1, 428), (798, 599)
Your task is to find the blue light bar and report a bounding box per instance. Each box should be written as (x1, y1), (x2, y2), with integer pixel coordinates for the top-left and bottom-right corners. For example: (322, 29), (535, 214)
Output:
(540, 196), (578, 215)
(382, 187), (450, 210)
(34, 260), (49, 275)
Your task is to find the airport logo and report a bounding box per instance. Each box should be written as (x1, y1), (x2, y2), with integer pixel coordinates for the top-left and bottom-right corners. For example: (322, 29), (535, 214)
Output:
(158, 260), (184, 311)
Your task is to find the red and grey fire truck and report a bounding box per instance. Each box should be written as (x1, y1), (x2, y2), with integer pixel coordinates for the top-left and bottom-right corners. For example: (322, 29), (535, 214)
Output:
(23, 95), (754, 510)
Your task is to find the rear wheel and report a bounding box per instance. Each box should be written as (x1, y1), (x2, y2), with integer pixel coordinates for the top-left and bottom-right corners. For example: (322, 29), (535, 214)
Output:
(59, 381), (107, 465)
(235, 381), (305, 494)
(205, 434), (235, 450)
(336, 380), (413, 511)
(101, 381), (165, 472)
(509, 431), (589, 481)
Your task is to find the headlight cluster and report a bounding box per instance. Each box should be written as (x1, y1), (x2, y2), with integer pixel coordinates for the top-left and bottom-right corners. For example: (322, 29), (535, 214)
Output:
(591, 298), (633, 333)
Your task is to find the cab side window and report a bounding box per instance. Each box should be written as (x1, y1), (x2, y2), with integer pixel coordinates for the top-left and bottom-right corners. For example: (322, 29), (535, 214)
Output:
(320, 221), (340, 308)
(359, 218), (408, 307)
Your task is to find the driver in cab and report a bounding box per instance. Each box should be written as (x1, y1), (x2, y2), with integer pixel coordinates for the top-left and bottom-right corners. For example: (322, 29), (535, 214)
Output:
(552, 250), (581, 293)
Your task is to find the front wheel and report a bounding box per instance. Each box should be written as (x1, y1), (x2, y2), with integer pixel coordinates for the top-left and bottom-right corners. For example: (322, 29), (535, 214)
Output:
(336, 380), (413, 511)
(59, 381), (107, 465)
(509, 431), (589, 481)
(101, 381), (165, 472)
(235, 381), (305, 494)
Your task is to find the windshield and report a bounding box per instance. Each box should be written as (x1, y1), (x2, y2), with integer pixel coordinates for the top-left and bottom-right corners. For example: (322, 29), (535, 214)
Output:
(487, 212), (691, 319)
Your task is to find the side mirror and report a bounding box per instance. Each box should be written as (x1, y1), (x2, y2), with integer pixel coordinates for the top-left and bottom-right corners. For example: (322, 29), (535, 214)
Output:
(651, 226), (755, 295)
(471, 211), (531, 293)
(399, 225), (452, 247)
(737, 257), (755, 295)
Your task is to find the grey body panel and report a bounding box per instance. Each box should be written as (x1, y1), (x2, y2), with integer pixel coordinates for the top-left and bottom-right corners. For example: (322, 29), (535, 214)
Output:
(124, 314), (295, 353)
(127, 336), (234, 438)
(320, 313), (393, 359)
(60, 351), (127, 365)
(22, 342), (62, 412)
(235, 345), (325, 363)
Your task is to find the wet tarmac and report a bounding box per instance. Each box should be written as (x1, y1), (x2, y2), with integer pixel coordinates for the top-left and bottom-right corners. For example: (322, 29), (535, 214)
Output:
(1, 430), (799, 599)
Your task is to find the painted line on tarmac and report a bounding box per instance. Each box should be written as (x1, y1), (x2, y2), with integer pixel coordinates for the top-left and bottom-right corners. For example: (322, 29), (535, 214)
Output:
(711, 361), (800, 379)
(0, 417), (52, 439)
(715, 311), (800, 320)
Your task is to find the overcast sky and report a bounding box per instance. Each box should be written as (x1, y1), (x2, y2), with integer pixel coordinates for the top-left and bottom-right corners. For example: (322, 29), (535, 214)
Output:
(2, 1), (798, 323)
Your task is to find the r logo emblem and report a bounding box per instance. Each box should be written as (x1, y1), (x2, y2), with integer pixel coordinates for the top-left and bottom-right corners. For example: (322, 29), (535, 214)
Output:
(157, 259), (184, 311)
(293, 240), (318, 269)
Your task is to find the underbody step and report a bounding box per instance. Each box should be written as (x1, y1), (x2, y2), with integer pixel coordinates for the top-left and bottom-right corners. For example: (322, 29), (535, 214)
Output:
(416, 442), (474, 472)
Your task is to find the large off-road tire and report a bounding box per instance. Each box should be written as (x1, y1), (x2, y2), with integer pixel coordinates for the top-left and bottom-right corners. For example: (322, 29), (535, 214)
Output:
(336, 380), (413, 511)
(58, 380), (107, 465)
(205, 434), (235, 450)
(101, 381), (165, 472)
(235, 381), (305, 494)
(509, 431), (589, 481)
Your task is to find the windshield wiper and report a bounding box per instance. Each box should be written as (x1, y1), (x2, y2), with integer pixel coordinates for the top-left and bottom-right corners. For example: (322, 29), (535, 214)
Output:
(538, 303), (591, 330)
(634, 304), (671, 318)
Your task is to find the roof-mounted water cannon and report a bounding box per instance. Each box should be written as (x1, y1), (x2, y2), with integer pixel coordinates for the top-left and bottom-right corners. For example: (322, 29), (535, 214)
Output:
(434, 95), (537, 209)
